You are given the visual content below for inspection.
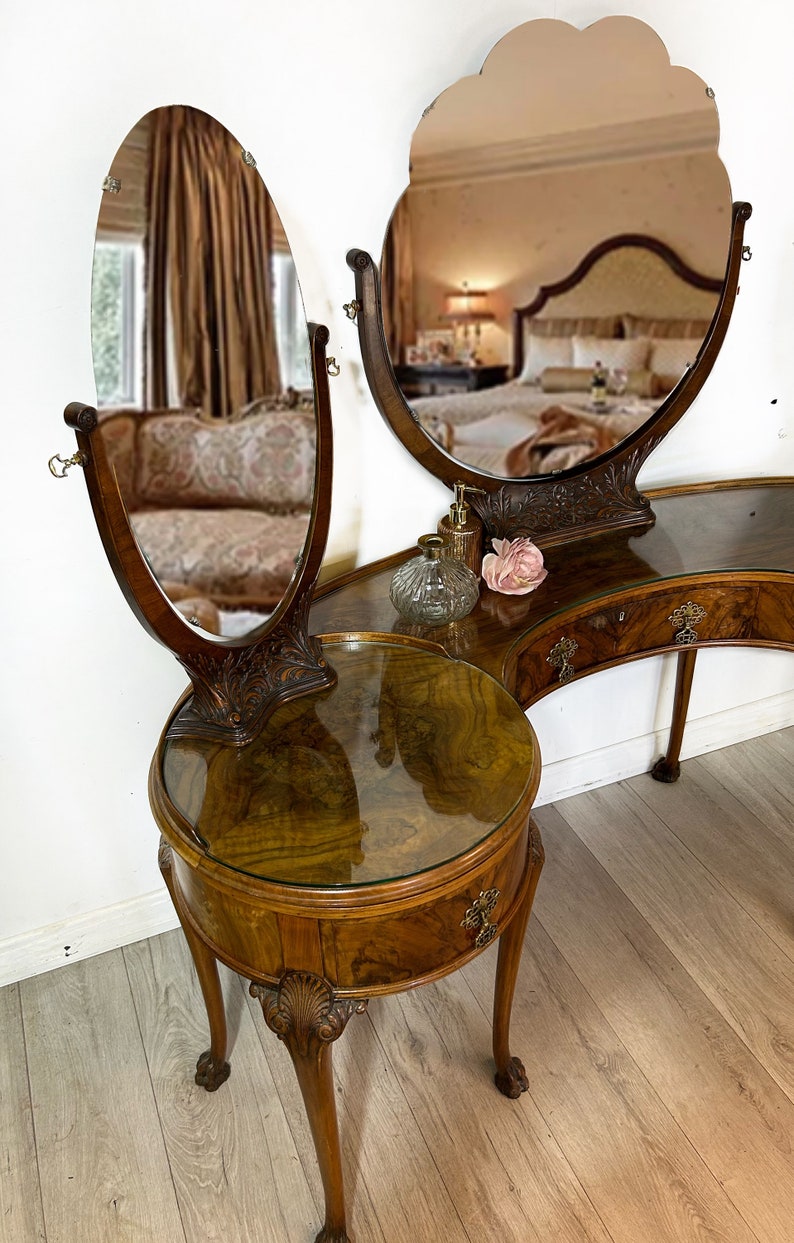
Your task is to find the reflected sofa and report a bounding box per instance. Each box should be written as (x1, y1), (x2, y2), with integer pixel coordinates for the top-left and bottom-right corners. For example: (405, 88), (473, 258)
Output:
(99, 400), (315, 619)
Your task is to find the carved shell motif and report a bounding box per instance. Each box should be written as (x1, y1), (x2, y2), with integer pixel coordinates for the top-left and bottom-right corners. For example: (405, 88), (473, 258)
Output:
(251, 972), (367, 1057)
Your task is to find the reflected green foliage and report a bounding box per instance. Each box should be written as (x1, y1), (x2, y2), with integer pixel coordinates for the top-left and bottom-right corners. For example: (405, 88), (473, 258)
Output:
(91, 244), (125, 404)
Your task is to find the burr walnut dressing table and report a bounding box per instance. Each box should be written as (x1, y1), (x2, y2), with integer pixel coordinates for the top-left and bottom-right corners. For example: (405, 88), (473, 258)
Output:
(55, 17), (794, 1243)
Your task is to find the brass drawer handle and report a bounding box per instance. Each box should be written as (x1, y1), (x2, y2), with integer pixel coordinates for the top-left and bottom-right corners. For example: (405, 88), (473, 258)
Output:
(547, 636), (578, 684)
(461, 888), (500, 948)
(668, 601), (707, 645)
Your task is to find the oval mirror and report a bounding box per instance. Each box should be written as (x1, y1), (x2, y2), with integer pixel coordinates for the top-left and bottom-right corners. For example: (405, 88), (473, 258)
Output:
(377, 16), (733, 482)
(92, 105), (315, 640)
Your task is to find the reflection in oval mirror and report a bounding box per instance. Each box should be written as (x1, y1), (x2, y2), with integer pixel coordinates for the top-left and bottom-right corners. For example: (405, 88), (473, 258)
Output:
(382, 16), (731, 479)
(92, 105), (314, 640)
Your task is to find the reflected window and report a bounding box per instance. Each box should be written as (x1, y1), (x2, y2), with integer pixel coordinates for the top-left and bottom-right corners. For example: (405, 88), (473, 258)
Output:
(272, 251), (311, 390)
(91, 238), (144, 406)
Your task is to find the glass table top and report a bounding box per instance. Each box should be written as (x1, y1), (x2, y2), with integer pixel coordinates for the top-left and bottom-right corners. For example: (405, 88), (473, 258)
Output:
(162, 641), (537, 888)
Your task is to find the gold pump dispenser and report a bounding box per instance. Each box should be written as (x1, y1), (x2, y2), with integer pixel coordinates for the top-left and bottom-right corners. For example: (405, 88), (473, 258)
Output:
(437, 481), (485, 576)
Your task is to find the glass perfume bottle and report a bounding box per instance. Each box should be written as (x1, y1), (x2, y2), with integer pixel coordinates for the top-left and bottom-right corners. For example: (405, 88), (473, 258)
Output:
(389, 534), (479, 627)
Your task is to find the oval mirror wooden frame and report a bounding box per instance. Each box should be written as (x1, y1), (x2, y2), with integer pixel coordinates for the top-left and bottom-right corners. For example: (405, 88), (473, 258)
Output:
(63, 322), (336, 745)
(347, 199), (751, 549)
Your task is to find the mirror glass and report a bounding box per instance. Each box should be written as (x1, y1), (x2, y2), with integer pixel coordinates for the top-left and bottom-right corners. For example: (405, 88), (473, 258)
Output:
(382, 16), (731, 479)
(92, 105), (315, 640)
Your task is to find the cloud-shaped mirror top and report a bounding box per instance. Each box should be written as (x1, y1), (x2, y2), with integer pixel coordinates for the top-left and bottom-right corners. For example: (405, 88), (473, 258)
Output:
(381, 16), (731, 483)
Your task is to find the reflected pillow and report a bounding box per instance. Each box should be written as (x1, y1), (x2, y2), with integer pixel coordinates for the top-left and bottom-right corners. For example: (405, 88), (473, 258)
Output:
(572, 336), (650, 371)
(517, 335), (573, 384)
(540, 367), (657, 398)
(648, 338), (697, 390)
(622, 314), (712, 340)
(526, 315), (621, 339)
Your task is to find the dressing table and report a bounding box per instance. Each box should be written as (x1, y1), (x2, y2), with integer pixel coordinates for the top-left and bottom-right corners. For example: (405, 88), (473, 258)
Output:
(55, 18), (794, 1243)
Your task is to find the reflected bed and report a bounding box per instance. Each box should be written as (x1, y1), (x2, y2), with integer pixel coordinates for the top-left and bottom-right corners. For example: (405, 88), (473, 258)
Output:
(408, 234), (723, 477)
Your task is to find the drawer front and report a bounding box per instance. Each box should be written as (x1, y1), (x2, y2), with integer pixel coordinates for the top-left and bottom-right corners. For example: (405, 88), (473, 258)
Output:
(512, 582), (757, 705)
(327, 821), (535, 991)
(754, 580), (794, 647)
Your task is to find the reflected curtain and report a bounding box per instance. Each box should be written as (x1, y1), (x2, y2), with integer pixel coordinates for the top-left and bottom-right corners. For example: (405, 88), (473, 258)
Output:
(145, 105), (281, 419)
(381, 194), (415, 365)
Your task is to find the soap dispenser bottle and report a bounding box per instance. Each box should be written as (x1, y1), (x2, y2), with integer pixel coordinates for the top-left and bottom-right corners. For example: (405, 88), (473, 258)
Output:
(437, 481), (485, 576)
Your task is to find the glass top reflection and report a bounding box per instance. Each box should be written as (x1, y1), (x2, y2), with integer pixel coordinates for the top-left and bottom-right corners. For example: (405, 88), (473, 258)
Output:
(162, 642), (537, 888)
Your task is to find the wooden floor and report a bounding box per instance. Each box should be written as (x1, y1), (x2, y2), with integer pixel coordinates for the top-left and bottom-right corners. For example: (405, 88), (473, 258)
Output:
(3, 727), (794, 1243)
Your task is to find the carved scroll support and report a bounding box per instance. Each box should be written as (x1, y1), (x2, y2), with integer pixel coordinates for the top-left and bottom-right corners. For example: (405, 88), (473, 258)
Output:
(251, 972), (368, 1243)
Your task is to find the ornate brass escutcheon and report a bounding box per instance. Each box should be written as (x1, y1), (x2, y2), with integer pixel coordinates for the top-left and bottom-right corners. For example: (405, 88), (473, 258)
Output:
(668, 601), (707, 645)
(461, 888), (501, 948)
(546, 636), (578, 684)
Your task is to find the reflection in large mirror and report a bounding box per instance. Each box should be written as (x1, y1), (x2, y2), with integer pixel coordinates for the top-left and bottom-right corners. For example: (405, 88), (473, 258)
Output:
(93, 105), (315, 639)
(381, 16), (732, 480)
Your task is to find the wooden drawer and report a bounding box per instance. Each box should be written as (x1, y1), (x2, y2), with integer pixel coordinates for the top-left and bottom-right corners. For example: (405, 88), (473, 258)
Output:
(326, 821), (533, 991)
(510, 581), (758, 705)
(754, 579), (794, 647)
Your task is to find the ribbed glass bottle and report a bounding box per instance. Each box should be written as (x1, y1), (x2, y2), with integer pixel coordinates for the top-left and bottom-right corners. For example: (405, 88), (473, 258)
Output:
(389, 534), (479, 627)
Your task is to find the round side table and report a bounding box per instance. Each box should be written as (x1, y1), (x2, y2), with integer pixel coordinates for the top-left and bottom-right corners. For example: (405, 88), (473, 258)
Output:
(150, 639), (543, 1243)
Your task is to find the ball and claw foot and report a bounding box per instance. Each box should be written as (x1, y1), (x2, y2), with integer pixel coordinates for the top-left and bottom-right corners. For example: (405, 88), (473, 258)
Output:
(651, 756), (681, 783)
(195, 1049), (231, 1092)
(495, 1056), (529, 1099)
(315, 1227), (352, 1243)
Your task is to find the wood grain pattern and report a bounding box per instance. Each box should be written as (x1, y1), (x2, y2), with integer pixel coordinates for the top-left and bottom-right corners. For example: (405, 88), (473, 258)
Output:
(20, 951), (185, 1243)
(464, 922), (760, 1243)
(629, 748), (794, 958)
(123, 930), (320, 1243)
(242, 985), (465, 1243)
(554, 780), (794, 1103)
(0, 983), (46, 1242)
(368, 973), (615, 1243)
(532, 801), (794, 1242)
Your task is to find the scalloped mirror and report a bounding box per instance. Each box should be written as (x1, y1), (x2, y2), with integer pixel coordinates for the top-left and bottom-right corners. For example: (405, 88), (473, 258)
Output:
(348, 16), (750, 545)
(60, 104), (335, 743)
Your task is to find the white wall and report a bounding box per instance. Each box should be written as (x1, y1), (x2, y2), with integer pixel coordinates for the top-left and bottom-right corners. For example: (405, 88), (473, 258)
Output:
(2, 0), (793, 985)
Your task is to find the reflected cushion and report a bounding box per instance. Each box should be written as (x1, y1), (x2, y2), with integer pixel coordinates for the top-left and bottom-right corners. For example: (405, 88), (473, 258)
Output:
(133, 508), (310, 609)
(517, 335), (573, 383)
(648, 338), (697, 390)
(136, 411), (315, 511)
(540, 367), (657, 398)
(622, 314), (712, 339)
(572, 336), (650, 371)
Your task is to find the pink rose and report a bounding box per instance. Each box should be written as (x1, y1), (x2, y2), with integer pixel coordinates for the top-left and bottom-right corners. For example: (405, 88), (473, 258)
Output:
(481, 537), (548, 596)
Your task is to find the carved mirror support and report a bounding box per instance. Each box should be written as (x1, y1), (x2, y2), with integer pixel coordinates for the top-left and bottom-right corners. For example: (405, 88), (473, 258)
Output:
(62, 322), (336, 745)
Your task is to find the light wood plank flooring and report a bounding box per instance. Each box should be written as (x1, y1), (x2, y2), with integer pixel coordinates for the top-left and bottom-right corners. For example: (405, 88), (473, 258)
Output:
(3, 727), (794, 1242)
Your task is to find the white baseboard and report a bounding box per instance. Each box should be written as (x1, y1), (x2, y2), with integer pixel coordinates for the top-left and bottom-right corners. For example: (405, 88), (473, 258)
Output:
(535, 688), (794, 806)
(0, 888), (180, 989)
(3, 691), (793, 988)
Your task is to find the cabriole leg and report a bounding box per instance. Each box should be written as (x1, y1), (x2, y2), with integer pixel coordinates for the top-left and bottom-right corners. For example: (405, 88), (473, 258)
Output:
(492, 821), (544, 1098)
(652, 647), (698, 783)
(251, 971), (367, 1243)
(158, 840), (231, 1091)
